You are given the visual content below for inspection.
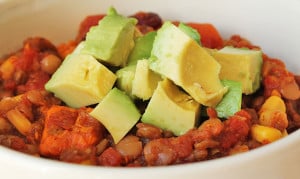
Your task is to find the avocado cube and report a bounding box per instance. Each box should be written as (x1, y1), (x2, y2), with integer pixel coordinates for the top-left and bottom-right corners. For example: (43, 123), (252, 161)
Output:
(127, 31), (157, 66)
(211, 46), (263, 94)
(141, 79), (200, 136)
(132, 59), (162, 100)
(90, 88), (141, 143)
(115, 65), (137, 97)
(82, 7), (137, 67)
(149, 21), (228, 107)
(215, 80), (242, 118)
(45, 53), (116, 108)
(178, 22), (201, 45)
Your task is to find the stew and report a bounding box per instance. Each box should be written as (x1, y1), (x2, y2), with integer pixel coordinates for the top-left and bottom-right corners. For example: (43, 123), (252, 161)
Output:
(0, 10), (300, 167)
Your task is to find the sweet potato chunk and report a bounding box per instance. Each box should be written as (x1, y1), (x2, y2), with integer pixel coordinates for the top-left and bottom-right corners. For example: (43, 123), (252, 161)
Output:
(39, 105), (103, 158)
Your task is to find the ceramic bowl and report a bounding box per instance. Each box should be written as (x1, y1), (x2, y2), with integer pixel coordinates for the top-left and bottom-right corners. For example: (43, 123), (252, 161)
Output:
(0, 0), (300, 178)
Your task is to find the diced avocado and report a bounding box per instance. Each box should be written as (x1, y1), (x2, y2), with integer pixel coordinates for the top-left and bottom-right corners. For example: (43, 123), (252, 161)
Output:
(127, 31), (157, 66)
(132, 59), (162, 100)
(115, 65), (136, 97)
(178, 23), (201, 45)
(89, 88), (141, 143)
(211, 46), (263, 94)
(215, 80), (242, 118)
(81, 7), (137, 66)
(45, 53), (116, 108)
(149, 21), (228, 107)
(141, 79), (201, 136)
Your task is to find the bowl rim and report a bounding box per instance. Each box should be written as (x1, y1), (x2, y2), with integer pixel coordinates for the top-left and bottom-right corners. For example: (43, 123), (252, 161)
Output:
(1, 1), (300, 178)
(1, 128), (299, 173)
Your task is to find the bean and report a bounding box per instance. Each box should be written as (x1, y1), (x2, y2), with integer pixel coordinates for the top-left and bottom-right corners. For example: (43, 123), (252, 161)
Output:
(143, 139), (176, 166)
(25, 144), (39, 155)
(0, 117), (13, 133)
(26, 90), (46, 106)
(96, 139), (109, 155)
(115, 135), (142, 161)
(198, 117), (224, 137)
(0, 135), (26, 151)
(98, 147), (122, 166)
(136, 123), (162, 139)
(131, 12), (162, 30)
(194, 139), (219, 150)
(280, 80), (300, 100)
(229, 144), (249, 155)
(192, 149), (208, 161)
(40, 54), (61, 74)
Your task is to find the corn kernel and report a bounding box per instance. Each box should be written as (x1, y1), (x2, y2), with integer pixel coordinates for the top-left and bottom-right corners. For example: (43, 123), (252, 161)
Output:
(6, 109), (32, 135)
(0, 56), (16, 80)
(258, 90), (288, 131)
(259, 95), (286, 114)
(259, 110), (288, 131)
(0, 95), (23, 114)
(251, 124), (282, 144)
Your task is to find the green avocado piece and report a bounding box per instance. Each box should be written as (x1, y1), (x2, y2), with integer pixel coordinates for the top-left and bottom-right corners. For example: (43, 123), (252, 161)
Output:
(81, 7), (137, 66)
(127, 31), (157, 66)
(141, 79), (201, 136)
(149, 21), (228, 107)
(90, 88), (141, 144)
(115, 65), (137, 97)
(132, 59), (162, 100)
(45, 53), (117, 108)
(215, 80), (242, 118)
(178, 23), (201, 45)
(211, 46), (263, 94)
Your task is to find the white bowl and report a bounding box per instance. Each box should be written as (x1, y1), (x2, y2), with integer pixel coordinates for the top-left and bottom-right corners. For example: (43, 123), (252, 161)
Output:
(1, 0), (300, 178)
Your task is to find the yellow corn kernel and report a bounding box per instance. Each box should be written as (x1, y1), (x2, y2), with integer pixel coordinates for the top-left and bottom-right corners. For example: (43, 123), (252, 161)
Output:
(251, 124), (282, 144)
(6, 109), (32, 135)
(259, 110), (288, 131)
(0, 56), (16, 80)
(258, 90), (288, 131)
(0, 95), (23, 114)
(259, 95), (286, 114)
